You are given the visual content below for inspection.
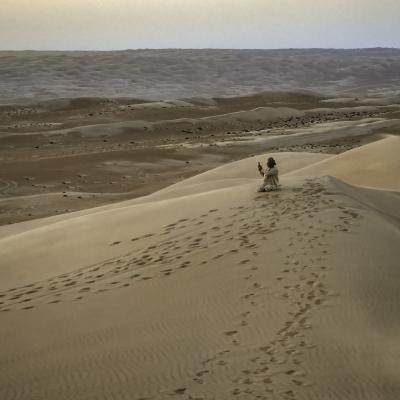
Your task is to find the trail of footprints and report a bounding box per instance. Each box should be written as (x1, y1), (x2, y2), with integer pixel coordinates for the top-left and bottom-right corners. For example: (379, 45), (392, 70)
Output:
(0, 180), (363, 400)
(182, 181), (363, 400)
(0, 208), (226, 312)
(2, 206), (270, 312)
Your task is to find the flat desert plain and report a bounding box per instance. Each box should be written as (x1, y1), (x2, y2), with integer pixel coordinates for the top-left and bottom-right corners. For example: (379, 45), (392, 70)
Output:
(0, 49), (400, 400)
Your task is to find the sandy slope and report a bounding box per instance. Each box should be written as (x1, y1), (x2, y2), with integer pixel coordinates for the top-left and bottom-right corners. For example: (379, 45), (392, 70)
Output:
(0, 152), (334, 241)
(0, 138), (399, 400)
(0, 152), (331, 288)
(288, 135), (400, 191)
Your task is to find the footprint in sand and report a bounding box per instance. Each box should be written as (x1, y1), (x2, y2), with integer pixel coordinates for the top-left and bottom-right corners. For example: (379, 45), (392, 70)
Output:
(173, 388), (186, 395)
(24, 289), (39, 295)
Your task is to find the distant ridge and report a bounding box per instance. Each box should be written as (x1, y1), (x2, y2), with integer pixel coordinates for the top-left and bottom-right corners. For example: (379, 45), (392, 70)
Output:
(1, 49), (399, 104)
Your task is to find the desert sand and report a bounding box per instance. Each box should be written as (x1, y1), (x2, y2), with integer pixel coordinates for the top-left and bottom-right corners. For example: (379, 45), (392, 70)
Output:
(0, 134), (400, 399)
(1, 49), (400, 399)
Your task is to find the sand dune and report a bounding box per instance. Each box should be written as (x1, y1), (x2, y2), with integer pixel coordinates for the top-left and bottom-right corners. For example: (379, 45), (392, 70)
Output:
(288, 135), (400, 191)
(151, 152), (332, 200)
(1, 137), (400, 399)
(0, 152), (330, 288)
(0, 105), (306, 139)
(5, 86), (398, 227)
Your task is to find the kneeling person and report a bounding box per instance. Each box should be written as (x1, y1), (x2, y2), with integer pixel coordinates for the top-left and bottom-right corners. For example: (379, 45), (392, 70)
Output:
(257, 157), (279, 192)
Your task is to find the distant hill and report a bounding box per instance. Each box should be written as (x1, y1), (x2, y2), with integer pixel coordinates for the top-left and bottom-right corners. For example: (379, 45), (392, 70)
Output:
(1, 48), (399, 104)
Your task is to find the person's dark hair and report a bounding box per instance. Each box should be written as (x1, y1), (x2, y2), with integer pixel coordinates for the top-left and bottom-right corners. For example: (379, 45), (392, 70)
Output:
(267, 157), (276, 169)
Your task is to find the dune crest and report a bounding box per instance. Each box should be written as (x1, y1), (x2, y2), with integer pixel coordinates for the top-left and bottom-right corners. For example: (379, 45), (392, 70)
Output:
(287, 135), (400, 191)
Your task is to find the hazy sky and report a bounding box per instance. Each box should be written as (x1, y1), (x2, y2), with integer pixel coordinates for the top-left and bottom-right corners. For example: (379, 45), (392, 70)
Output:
(1, 0), (399, 50)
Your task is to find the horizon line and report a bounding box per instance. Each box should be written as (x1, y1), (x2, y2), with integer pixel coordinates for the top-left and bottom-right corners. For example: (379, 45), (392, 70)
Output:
(1, 47), (399, 53)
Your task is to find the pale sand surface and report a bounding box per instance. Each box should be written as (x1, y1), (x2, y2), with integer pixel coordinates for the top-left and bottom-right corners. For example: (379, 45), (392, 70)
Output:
(287, 135), (400, 191)
(0, 152), (332, 287)
(1, 136), (400, 399)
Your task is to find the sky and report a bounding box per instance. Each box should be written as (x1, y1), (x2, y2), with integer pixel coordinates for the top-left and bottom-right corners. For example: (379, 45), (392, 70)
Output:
(1, 0), (399, 50)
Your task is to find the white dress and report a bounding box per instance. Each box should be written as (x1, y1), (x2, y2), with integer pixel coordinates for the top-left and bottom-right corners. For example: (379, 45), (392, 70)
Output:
(258, 167), (279, 192)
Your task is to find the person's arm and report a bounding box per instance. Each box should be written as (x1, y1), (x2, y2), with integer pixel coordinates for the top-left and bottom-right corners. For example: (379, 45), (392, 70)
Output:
(258, 162), (264, 176)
